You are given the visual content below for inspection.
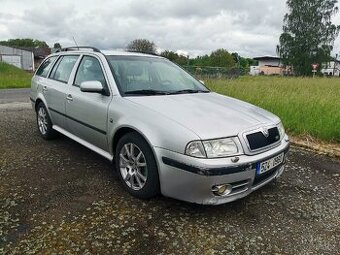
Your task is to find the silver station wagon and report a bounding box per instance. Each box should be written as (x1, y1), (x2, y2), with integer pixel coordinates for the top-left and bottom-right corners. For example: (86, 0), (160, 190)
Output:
(30, 46), (290, 205)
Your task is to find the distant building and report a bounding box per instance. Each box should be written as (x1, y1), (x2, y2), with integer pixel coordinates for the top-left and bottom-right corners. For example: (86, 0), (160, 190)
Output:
(0, 45), (34, 71)
(0, 45), (51, 71)
(250, 55), (340, 77)
(18, 47), (51, 69)
(254, 56), (281, 67)
(249, 56), (284, 76)
(321, 59), (340, 76)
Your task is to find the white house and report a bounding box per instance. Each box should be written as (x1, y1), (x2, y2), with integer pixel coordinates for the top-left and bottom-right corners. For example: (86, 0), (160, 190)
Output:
(321, 59), (340, 76)
(250, 56), (283, 76)
(250, 55), (340, 76)
(0, 45), (34, 71)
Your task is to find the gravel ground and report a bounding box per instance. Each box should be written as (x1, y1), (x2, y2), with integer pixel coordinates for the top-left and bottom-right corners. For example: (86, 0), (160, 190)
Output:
(0, 108), (339, 255)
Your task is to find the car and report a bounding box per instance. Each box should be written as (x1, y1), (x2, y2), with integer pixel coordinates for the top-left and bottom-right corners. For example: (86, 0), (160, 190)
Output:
(30, 46), (290, 205)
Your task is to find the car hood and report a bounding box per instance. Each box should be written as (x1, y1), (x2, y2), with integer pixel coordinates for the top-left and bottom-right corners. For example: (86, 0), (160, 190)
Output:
(125, 92), (280, 140)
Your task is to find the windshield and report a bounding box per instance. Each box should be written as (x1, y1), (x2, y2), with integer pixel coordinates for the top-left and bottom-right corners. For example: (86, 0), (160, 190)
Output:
(106, 55), (209, 96)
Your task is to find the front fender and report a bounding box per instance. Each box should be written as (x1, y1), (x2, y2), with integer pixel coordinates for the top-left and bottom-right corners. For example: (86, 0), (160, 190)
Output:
(107, 97), (200, 156)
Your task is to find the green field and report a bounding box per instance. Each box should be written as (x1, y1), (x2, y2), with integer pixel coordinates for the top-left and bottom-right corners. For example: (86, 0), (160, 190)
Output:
(206, 76), (340, 142)
(0, 62), (32, 89)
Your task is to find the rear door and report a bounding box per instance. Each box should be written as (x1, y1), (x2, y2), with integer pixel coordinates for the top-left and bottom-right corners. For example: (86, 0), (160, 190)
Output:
(32, 55), (58, 117)
(65, 54), (112, 151)
(44, 55), (80, 128)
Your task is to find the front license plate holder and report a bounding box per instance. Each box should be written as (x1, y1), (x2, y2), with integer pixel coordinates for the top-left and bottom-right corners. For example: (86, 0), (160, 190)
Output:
(256, 152), (284, 175)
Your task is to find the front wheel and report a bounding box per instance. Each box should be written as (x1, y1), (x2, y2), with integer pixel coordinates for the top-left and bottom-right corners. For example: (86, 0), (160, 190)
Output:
(115, 132), (160, 199)
(36, 102), (58, 140)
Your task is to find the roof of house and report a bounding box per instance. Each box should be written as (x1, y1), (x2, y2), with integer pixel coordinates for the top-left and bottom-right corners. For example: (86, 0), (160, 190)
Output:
(253, 56), (281, 61)
(329, 57), (340, 63)
(0, 44), (32, 54)
(0, 45), (51, 58)
(19, 47), (51, 58)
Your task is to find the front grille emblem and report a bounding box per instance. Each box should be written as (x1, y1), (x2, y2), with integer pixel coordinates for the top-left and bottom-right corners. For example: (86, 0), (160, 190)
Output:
(261, 127), (269, 138)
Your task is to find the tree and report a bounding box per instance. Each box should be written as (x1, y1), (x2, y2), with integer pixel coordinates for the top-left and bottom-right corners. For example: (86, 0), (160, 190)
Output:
(0, 38), (49, 48)
(209, 49), (236, 68)
(53, 43), (62, 49)
(232, 52), (251, 74)
(160, 50), (188, 65)
(126, 39), (157, 54)
(231, 52), (240, 65)
(190, 54), (211, 66)
(278, 0), (340, 76)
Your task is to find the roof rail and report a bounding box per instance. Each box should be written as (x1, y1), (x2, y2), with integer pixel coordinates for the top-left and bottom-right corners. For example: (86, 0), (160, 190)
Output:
(126, 49), (159, 56)
(56, 46), (101, 53)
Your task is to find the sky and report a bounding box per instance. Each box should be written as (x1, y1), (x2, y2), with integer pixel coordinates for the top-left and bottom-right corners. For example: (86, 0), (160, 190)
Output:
(1, 0), (340, 58)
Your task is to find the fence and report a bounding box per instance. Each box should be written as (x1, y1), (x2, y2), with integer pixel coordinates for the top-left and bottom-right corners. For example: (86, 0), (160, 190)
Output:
(182, 65), (241, 79)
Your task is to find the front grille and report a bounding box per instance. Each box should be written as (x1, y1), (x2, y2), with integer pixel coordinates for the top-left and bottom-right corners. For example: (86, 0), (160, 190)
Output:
(246, 127), (280, 151)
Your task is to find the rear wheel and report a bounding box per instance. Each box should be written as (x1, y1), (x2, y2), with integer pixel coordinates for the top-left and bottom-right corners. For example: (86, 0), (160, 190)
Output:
(115, 132), (160, 199)
(36, 102), (58, 140)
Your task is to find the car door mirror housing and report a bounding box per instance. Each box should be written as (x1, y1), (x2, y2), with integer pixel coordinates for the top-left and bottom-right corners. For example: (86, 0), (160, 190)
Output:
(80, 81), (104, 93)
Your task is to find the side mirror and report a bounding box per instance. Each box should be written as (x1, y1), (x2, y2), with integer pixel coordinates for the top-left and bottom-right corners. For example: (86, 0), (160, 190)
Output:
(199, 80), (205, 85)
(80, 81), (104, 93)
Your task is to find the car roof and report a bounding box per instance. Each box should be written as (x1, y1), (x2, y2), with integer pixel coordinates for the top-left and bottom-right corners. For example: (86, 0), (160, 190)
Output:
(50, 49), (163, 59)
(102, 50), (162, 58)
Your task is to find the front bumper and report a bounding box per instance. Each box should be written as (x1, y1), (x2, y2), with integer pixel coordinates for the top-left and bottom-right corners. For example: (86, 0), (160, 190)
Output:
(154, 136), (290, 205)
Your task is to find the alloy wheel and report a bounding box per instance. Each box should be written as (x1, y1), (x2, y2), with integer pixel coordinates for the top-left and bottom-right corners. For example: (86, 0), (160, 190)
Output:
(37, 107), (48, 135)
(119, 143), (148, 190)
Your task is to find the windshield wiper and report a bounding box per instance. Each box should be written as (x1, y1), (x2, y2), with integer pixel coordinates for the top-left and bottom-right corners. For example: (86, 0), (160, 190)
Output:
(124, 89), (170, 96)
(169, 89), (210, 95)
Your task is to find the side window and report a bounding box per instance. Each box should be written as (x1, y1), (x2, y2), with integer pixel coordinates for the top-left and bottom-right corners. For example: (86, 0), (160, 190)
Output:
(50, 55), (79, 83)
(74, 56), (106, 87)
(35, 56), (57, 77)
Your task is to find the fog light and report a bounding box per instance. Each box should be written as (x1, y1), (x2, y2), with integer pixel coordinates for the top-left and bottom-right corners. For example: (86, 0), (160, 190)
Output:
(212, 184), (233, 196)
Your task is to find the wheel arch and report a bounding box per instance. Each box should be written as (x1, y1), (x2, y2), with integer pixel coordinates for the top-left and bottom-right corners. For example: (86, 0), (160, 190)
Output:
(112, 126), (156, 158)
(34, 98), (44, 111)
(112, 126), (161, 187)
(34, 96), (55, 125)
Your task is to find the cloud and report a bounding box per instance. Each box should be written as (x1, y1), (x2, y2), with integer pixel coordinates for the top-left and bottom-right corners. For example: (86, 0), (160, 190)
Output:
(0, 0), (339, 57)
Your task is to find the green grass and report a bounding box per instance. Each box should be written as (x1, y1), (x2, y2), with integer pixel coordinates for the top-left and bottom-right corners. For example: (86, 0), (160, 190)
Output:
(0, 62), (32, 89)
(206, 76), (340, 142)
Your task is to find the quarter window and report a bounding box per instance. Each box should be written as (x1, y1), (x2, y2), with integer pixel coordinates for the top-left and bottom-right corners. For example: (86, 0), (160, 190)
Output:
(50, 55), (79, 83)
(74, 56), (106, 87)
(35, 56), (57, 77)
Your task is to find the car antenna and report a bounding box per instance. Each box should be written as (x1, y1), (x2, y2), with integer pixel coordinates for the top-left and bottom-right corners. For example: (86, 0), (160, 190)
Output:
(72, 36), (79, 50)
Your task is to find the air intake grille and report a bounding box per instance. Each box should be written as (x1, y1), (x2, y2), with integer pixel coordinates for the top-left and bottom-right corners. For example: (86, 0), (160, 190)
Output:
(246, 127), (280, 151)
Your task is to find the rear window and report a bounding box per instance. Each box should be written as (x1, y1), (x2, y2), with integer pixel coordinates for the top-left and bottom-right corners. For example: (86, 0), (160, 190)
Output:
(49, 55), (79, 83)
(35, 56), (57, 77)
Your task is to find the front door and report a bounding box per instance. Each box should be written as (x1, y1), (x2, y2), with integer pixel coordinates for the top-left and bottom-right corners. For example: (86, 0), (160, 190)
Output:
(65, 55), (111, 151)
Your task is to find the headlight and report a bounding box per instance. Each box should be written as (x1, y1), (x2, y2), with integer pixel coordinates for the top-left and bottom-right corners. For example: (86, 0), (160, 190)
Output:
(185, 141), (206, 158)
(277, 122), (285, 140)
(185, 137), (241, 158)
(203, 138), (239, 158)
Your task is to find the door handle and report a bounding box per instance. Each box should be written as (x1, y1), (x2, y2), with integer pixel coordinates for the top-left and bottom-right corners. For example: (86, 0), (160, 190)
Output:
(66, 94), (73, 101)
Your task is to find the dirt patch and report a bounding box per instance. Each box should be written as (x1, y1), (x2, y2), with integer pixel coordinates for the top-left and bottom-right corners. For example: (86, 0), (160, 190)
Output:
(290, 134), (340, 158)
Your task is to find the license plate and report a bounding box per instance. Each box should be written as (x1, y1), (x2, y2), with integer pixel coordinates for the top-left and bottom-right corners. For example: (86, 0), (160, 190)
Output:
(256, 153), (284, 175)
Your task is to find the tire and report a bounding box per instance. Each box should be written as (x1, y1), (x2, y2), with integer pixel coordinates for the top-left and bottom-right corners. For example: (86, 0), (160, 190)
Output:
(115, 132), (160, 199)
(36, 102), (58, 140)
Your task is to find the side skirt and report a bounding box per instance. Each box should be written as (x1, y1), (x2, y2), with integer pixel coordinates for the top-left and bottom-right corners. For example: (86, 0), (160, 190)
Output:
(52, 125), (113, 161)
